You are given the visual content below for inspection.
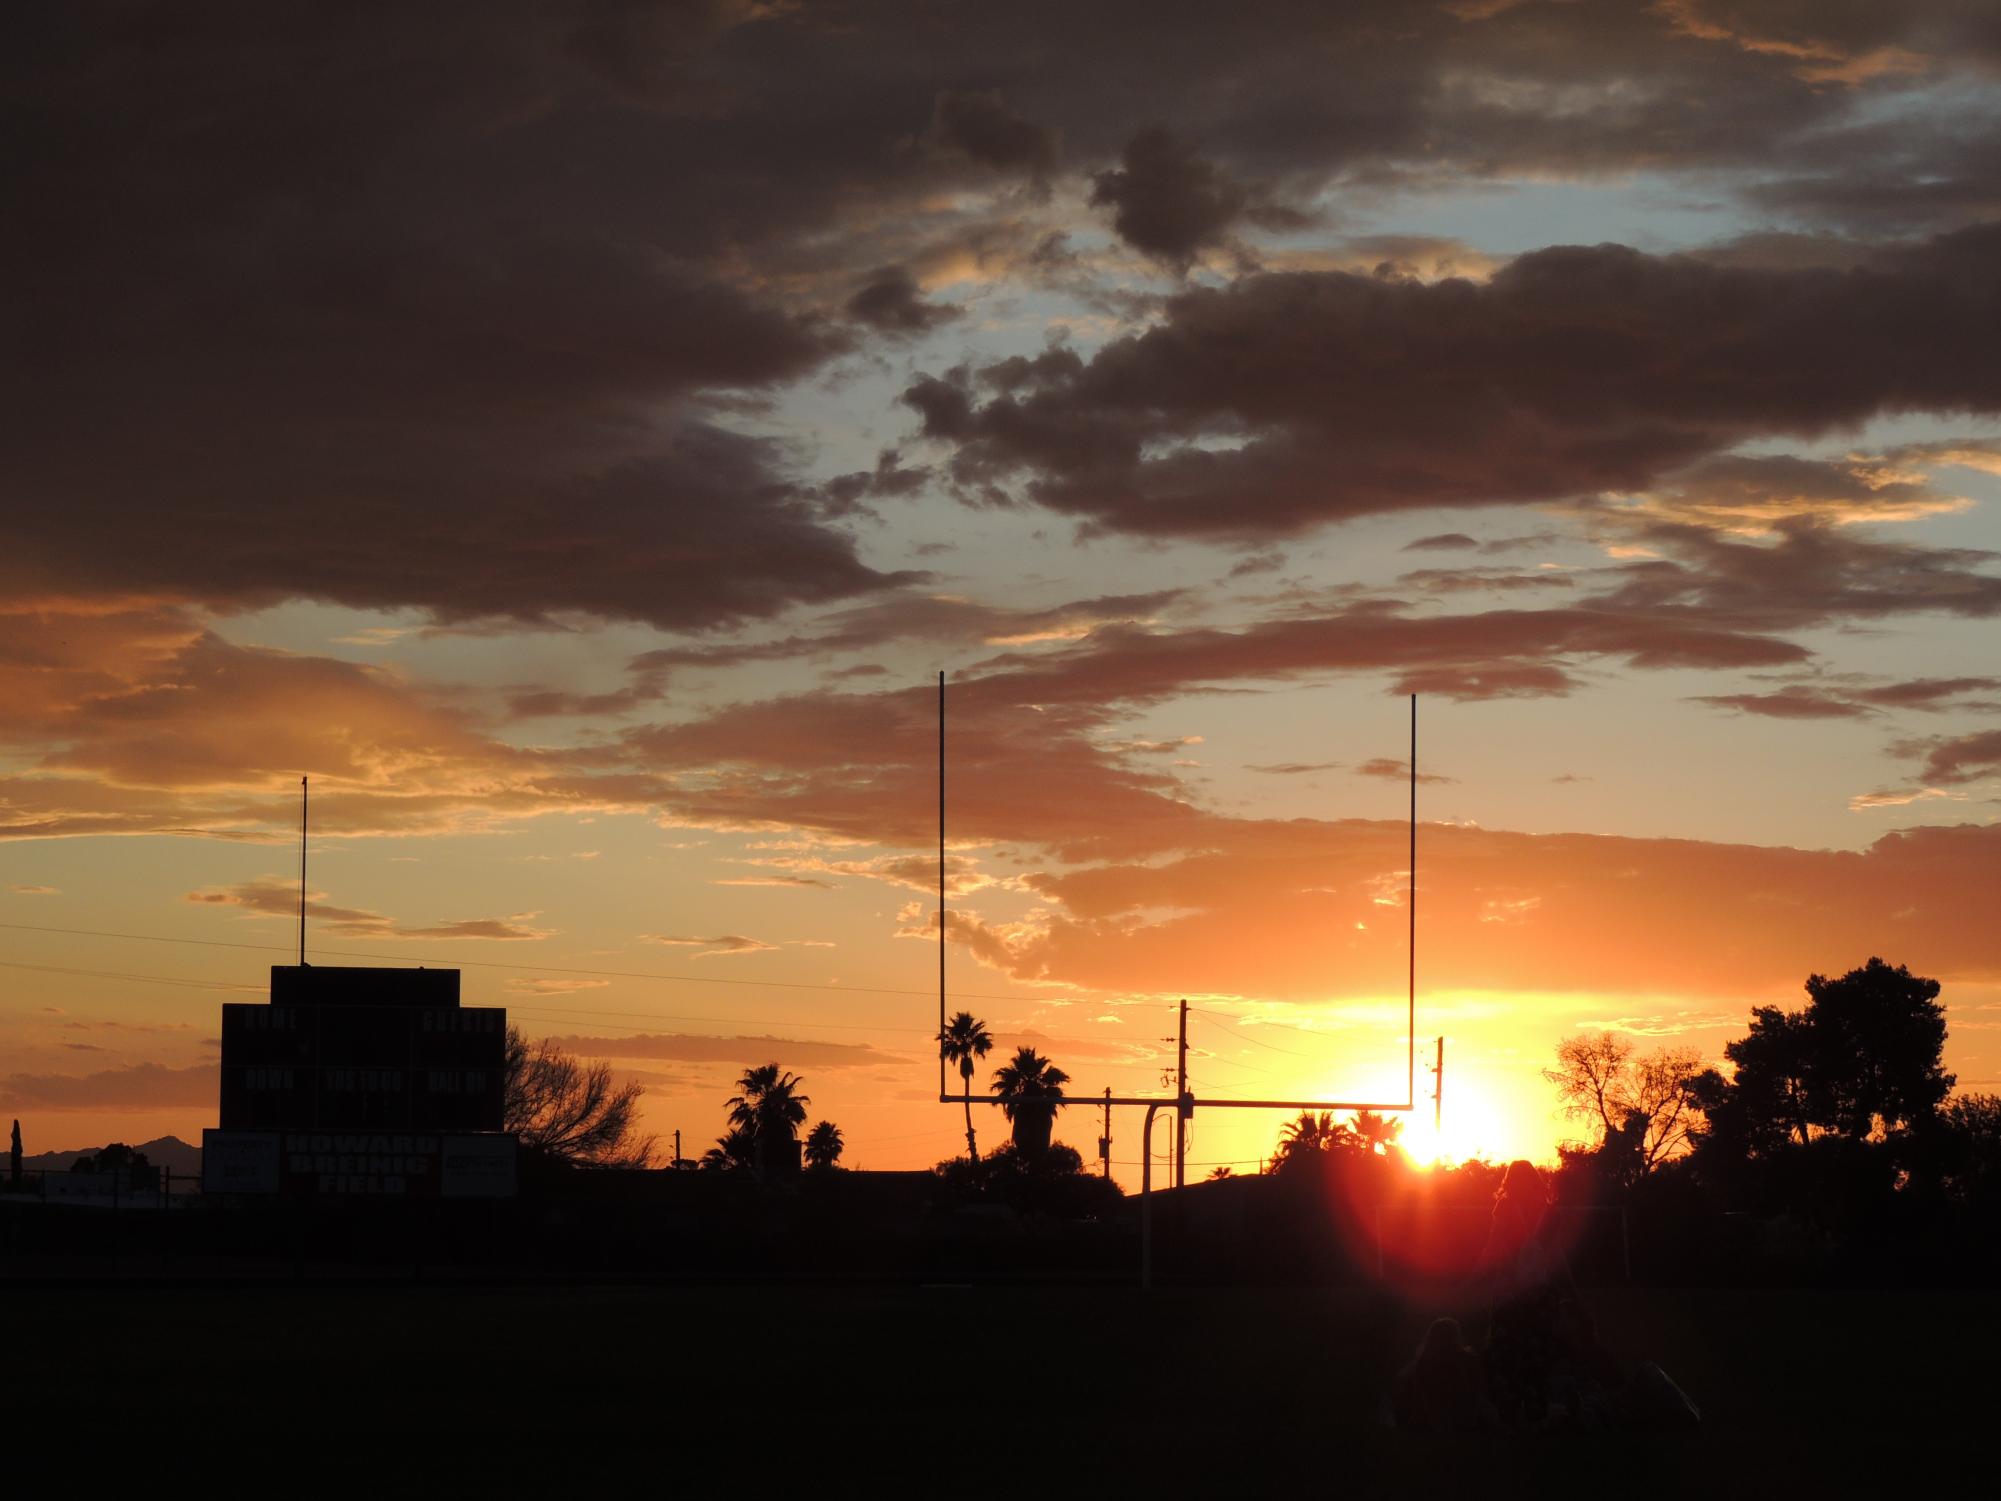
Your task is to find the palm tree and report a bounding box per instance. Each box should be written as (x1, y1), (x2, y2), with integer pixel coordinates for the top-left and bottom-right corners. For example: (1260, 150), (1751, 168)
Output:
(804, 1120), (844, 1171)
(727, 1064), (810, 1178)
(1352, 1109), (1403, 1156)
(701, 1125), (755, 1172)
(937, 1011), (994, 1161)
(991, 1047), (1070, 1158)
(1272, 1110), (1355, 1171)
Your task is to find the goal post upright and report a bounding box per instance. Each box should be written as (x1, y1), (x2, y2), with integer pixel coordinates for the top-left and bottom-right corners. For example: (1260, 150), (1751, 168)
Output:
(929, 675), (1423, 1285)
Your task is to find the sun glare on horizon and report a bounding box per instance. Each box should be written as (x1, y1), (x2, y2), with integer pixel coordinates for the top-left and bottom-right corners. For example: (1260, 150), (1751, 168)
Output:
(1397, 1071), (1514, 1168)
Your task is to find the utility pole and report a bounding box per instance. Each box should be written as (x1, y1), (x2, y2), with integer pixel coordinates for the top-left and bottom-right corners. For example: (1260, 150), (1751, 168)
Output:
(1431, 1037), (1444, 1133)
(1175, 999), (1189, 1189)
(298, 775), (309, 966)
(1099, 1087), (1112, 1179)
(674, 1128), (682, 1167)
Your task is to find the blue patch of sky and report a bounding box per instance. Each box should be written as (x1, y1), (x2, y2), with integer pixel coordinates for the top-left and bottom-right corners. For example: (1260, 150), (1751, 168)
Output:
(1290, 172), (1756, 258)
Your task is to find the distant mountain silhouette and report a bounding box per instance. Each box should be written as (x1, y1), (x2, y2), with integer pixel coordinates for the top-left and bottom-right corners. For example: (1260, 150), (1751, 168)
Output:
(20, 1134), (202, 1176)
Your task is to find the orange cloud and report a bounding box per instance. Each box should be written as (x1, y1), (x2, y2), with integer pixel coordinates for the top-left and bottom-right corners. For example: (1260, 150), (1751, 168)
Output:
(986, 820), (2001, 1001)
(642, 934), (778, 958)
(186, 878), (549, 941)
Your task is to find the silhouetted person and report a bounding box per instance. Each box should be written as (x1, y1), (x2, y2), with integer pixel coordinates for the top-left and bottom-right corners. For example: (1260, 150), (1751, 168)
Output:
(1549, 1297), (1625, 1425)
(1477, 1159), (1573, 1427)
(1391, 1317), (1498, 1432)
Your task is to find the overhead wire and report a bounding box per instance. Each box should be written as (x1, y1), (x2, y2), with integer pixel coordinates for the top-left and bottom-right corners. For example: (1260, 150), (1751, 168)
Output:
(1, 938), (1137, 1054)
(0, 957), (256, 993)
(1190, 1013), (1321, 1059)
(0, 919), (1089, 1007)
(1183, 1044), (1289, 1081)
(1190, 1006), (1321, 1059)
(1192, 1004), (1350, 1043)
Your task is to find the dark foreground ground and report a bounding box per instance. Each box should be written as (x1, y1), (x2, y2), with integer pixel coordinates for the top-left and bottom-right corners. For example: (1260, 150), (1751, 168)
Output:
(11, 1279), (1997, 1495)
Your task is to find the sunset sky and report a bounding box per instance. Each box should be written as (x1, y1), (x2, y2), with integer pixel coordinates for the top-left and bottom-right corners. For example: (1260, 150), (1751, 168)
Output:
(7, 1), (2001, 1183)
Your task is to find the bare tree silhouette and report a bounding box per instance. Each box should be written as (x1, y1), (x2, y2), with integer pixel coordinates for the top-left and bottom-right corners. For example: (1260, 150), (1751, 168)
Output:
(504, 1027), (657, 1167)
(1545, 1031), (1702, 1173)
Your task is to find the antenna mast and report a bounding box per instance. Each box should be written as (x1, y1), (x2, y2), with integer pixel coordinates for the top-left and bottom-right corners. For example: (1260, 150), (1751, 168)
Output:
(1408, 694), (1416, 1109)
(298, 775), (309, 967)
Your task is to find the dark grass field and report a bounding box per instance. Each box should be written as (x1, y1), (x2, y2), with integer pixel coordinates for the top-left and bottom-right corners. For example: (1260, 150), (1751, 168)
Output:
(10, 1279), (1997, 1495)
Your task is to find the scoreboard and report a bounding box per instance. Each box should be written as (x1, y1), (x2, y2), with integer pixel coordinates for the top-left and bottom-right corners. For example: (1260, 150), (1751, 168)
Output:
(208, 966), (515, 1196)
(219, 999), (505, 1132)
(201, 1128), (518, 1198)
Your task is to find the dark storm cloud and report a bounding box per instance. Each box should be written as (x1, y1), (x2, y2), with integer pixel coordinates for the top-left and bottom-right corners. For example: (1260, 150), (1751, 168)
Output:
(1659, 0), (2001, 75)
(905, 226), (2001, 539)
(846, 266), (962, 334)
(10, 0), (1999, 639)
(1088, 128), (1310, 270)
(1627, 451), (1967, 527)
(926, 88), (1060, 184)
(1751, 126), (2001, 235)
(613, 595), (1813, 862)
(1598, 517), (2001, 629)
(4, 1), (918, 630)
(958, 602), (1808, 705)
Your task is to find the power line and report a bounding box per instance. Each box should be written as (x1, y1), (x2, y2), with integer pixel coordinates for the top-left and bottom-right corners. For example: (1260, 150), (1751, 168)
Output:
(412, 1001), (1151, 1056)
(1189, 1008), (1321, 1058)
(1112, 1160), (1262, 1169)
(0, 918), (1088, 1006)
(1196, 1051), (1290, 1080)
(1191, 1005), (1349, 1043)
(3, 943), (1133, 1054)
(492, 1005), (927, 1039)
(0, 958), (256, 993)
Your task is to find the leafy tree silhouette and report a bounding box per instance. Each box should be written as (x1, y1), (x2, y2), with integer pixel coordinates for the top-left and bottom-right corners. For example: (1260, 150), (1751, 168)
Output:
(1806, 958), (1953, 1137)
(1941, 1094), (2001, 1207)
(804, 1120), (844, 1171)
(937, 1011), (993, 1161)
(71, 1142), (157, 1190)
(1688, 959), (1952, 1158)
(991, 1047), (1069, 1158)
